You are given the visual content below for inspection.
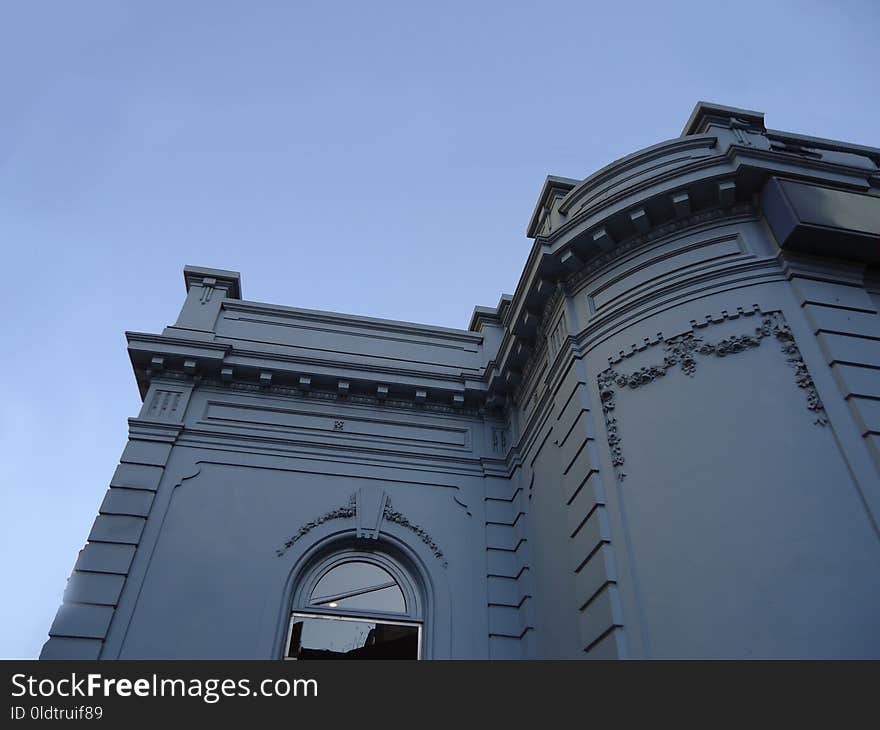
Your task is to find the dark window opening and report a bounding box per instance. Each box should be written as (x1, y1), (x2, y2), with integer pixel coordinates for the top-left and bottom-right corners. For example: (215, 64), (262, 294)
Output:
(287, 615), (419, 660)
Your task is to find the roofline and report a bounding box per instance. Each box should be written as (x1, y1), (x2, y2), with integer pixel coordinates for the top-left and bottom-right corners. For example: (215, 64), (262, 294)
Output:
(681, 100), (765, 137)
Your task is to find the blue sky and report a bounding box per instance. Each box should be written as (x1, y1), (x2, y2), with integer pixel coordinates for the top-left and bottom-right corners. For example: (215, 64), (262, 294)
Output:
(1, 0), (877, 658)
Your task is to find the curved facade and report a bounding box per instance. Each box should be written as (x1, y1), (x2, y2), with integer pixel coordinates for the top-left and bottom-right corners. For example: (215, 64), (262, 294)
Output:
(42, 102), (880, 659)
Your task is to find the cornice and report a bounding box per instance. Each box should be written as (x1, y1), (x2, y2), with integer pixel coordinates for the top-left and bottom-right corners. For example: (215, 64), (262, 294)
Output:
(556, 134), (719, 217)
(562, 203), (756, 294)
(183, 265), (241, 299)
(527, 175), (581, 239)
(468, 294), (513, 333)
(485, 112), (879, 402)
(127, 418), (184, 443)
(725, 144), (876, 188)
(223, 300), (482, 345)
(126, 331), (231, 354)
(220, 343), (485, 383)
(127, 329), (487, 410)
(490, 200), (759, 400)
(205, 376), (484, 416)
(137, 368), (485, 417)
(765, 128), (880, 166)
(537, 139), (875, 257)
(545, 156), (732, 245)
(682, 101), (766, 137)
(134, 103), (879, 423)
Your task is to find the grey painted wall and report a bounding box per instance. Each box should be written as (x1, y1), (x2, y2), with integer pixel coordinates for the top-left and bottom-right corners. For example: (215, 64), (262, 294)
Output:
(41, 102), (880, 659)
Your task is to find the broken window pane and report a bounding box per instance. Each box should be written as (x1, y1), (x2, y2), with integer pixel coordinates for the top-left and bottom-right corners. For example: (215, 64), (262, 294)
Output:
(287, 615), (419, 660)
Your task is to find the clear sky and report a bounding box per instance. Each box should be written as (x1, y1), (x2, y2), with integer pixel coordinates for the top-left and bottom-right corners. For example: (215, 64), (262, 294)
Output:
(1, 0), (877, 659)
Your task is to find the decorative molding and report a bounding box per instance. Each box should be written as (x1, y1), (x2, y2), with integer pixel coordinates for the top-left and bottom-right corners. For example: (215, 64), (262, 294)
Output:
(276, 493), (357, 556)
(491, 427), (508, 453)
(536, 285), (566, 339)
(728, 115), (761, 147)
(383, 498), (447, 568)
(276, 491), (448, 567)
(509, 206), (757, 409)
(564, 202), (755, 295)
(512, 286), (565, 404)
(174, 464), (203, 487)
(453, 495), (472, 517)
(558, 134), (719, 216)
(198, 278), (217, 305)
(356, 488), (388, 540)
(598, 308), (828, 481)
(517, 351), (548, 408)
(139, 370), (484, 416)
(127, 418), (184, 444)
(183, 266), (241, 300)
(145, 390), (182, 420)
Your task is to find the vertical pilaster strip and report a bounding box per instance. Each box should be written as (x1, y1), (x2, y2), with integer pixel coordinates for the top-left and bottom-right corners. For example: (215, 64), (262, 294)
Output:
(555, 357), (627, 658)
(485, 474), (535, 658)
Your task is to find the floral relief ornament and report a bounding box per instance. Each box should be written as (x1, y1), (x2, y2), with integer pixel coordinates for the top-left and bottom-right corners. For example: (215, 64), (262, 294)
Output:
(276, 494), (357, 556)
(276, 493), (447, 567)
(598, 312), (828, 481)
(383, 499), (447, 568)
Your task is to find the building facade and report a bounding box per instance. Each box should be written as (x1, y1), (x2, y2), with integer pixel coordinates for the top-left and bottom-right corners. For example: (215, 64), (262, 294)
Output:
(42, 102), (880, 659)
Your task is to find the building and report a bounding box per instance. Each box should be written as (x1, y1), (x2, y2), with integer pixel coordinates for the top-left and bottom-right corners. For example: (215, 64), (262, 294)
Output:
(41, 102), (880, 659)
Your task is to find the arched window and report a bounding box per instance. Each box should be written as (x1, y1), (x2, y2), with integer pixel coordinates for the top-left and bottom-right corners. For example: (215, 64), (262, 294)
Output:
(285, 550), (422, 660)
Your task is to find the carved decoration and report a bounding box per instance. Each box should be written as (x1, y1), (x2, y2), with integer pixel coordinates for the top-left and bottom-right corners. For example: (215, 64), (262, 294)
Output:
(146, 390), (182, 420)
(198, 277), (217, 305)
(453, 495), (472, 517)
(729, 117), (758, 146)
(276, 494), (357, 556)
(598, 309), (828, 481)
(515, 207), (757, 397)
(536, 285), (565, 340)
(383, 498), (447, 568)
(491, 427), (508, 453)
(276, 492), (448, 567)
